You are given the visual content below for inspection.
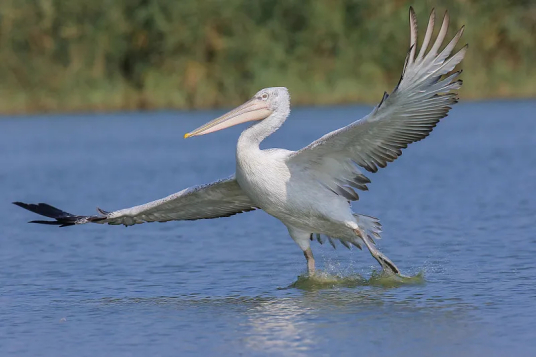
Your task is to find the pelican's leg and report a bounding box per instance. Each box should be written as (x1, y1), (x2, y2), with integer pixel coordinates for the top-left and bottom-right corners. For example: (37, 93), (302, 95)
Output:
(355, 228), (400, 275)
(304, 248), (316, 275)
(287, 226), (316, 275)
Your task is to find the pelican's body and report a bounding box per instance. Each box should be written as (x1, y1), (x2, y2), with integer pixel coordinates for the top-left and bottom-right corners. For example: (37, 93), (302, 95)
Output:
(14, 8), (466, 276)
(231, 90), (393, 273)
(236, 138), (357, 243)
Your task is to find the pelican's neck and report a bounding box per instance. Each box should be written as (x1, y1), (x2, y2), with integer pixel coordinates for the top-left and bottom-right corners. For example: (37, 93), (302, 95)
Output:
(237, 107), (290, 150)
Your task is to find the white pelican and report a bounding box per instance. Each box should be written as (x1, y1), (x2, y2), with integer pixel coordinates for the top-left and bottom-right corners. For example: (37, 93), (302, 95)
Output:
(14, 8), (466, 276)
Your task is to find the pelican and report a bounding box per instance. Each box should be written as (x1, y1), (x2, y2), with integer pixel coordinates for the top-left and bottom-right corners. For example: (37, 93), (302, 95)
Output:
(14, 8), (466, 276)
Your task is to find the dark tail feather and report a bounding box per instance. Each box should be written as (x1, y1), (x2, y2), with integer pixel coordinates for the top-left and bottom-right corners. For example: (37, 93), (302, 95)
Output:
(13, 202), (105, 227)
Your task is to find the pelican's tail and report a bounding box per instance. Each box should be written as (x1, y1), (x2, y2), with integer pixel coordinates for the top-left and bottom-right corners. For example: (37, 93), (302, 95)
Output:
(354, 214), (382, 243)
(313, 214), (382, 250)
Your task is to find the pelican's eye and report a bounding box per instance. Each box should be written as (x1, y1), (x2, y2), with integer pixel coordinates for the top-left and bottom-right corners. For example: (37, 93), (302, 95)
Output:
(261, 93), (269, 100)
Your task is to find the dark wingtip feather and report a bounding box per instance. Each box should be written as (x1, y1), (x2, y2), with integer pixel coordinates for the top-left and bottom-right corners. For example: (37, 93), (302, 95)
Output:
(13, 202), (73, 219)
(97, 207), (110, 215)
(379, 91), (389, 107)
(13, 201), (27, 208)
(14, 201), (101, 227)
(29, 220), (63, 225)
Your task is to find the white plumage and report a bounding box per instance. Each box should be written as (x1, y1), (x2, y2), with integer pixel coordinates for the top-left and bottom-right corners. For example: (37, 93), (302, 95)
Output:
(15, 8), (466, 276)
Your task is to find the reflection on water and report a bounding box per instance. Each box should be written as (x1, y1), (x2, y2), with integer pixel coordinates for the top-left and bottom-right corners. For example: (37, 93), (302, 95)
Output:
(243, 290), (478, 356)
(92, 285), (476, 356)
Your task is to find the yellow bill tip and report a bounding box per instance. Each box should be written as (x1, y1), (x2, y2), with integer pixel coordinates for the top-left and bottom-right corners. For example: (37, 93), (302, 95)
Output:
(184, 133), (192, 139)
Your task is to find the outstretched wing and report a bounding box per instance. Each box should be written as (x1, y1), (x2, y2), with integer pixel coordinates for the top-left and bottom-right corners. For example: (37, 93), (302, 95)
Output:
(286, 7), (466, 201)
(14, 176), (257, 227)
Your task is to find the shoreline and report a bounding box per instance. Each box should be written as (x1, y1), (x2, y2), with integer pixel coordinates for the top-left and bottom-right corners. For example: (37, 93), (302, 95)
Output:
(1, 87), (534, 117)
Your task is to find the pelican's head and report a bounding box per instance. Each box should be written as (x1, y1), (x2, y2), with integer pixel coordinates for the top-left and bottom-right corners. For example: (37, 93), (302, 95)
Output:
(184, 87), (290, 138)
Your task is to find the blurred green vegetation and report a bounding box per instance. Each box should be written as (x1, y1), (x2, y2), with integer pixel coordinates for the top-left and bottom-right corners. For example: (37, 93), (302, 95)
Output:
(0, 0), (535, 114)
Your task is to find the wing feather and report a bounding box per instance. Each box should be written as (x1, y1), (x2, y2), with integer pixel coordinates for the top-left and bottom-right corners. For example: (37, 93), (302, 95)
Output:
(416, 8), (435, 62)
(14, 176), (257, 227)
(286, 7), (466, 200)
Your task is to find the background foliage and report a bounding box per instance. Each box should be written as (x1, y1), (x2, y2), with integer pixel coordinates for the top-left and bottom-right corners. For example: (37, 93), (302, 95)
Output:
(0, 0), (535, 114)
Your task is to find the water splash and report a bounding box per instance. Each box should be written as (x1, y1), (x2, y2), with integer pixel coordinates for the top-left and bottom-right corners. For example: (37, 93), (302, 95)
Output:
(287, 270), (425, 291)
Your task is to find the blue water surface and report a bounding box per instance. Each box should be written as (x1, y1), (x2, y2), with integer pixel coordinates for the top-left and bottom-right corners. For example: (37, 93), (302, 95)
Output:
(1, 100), (535, 356)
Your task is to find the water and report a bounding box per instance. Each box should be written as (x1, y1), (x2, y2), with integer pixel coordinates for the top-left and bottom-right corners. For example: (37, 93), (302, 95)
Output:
(1, 100), (535, 356)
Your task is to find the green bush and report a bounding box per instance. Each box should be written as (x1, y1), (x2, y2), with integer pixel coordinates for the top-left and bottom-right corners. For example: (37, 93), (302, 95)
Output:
(0, 0), (535, 114)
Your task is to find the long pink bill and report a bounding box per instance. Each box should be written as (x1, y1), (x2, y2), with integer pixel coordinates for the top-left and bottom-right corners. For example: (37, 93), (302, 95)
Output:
(184, 98), (272, 138)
